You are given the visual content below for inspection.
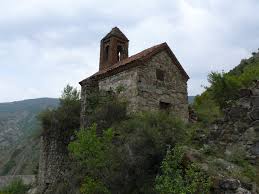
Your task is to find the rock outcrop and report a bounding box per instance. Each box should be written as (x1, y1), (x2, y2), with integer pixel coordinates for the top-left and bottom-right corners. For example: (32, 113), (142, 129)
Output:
(208, 80), (259, 166)
(206, 80), (259, 193)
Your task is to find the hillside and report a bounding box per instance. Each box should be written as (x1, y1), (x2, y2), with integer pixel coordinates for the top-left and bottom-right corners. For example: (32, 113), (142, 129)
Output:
(0, 98), (58, 175)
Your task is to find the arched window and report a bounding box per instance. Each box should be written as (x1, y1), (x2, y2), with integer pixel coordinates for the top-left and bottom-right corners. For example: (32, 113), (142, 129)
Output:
(117, 45), (123, 61)
(105, 45), (109, 61)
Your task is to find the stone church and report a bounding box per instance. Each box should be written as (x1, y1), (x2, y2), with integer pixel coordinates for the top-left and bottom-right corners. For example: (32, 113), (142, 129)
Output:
(79, 27), (189, 126)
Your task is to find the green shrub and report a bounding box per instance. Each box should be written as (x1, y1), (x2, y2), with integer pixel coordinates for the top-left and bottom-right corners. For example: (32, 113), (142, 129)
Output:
(207, 72), (242, 109)
(155, 146), (211, 194)
(80, 177), (110, 194)
(192, 92), (221, 124)
(225, 145), (256, 181)
(38, 85), (80, 142)
(193, 52), (259, 124)
(69, 124), (118, 193)
(0, 179), (30, 194)
(69, 111), (191, 193)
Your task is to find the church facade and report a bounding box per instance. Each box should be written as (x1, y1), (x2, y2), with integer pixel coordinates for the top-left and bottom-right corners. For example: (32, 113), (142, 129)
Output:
(79, 27), (189, 126)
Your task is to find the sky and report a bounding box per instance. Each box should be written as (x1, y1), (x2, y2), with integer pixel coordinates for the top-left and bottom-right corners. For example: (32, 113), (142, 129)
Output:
(0, 0), (259, 102)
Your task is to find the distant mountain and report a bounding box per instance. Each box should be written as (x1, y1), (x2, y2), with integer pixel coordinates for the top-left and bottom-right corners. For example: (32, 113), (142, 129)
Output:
(0, 98), (58, 175)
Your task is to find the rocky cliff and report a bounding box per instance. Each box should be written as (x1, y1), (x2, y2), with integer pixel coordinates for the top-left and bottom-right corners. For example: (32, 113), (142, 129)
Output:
(209, 80), (259, 166)
(200, 80), (259, 193)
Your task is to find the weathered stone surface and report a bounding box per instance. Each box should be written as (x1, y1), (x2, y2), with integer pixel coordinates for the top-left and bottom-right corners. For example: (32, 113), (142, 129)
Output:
(239, 89), (252, 98)
(251, 141), (259, 156)
(135, 51), (189, 120)
(81, 50), (189, 124)
(228, 106), (249, 120)
(28, 187), (38, 194)
(99, 67), (139, 113)
(220, 178), (241, 190)
(235, 187), (251, 194)
(251, 96), (259, 107)
(249, 108), (259, 120)
(252, 88), (259, 96)
(251, 120), (259, 127)
(38, 136), (70, 194)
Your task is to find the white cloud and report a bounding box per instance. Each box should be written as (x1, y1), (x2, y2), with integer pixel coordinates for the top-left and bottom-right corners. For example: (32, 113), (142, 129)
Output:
(0, 0), (259, 102)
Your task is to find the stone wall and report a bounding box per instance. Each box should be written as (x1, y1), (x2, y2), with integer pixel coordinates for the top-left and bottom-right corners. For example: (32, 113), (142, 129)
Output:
(37, 134), (70, 194)
(208, 81), (259, 166)
(80, 78), (98, 128)
(98, 67), (139, 113)
(136, 51), (189, 120)
(96, 50), (189, 121)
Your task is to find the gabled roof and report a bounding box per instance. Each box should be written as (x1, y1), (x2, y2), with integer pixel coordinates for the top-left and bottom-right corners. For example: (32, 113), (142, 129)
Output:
(102, 27), (129, 41)
(80, 42), (189, 85)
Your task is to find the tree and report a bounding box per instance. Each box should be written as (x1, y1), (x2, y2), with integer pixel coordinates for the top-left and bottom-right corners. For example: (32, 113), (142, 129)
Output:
(38, 84), (81, 141)
(68, 125), (115, 194)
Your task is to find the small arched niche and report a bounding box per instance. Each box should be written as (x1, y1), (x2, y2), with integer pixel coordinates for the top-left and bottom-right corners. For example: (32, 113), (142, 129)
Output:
(117, 45), (123, 62)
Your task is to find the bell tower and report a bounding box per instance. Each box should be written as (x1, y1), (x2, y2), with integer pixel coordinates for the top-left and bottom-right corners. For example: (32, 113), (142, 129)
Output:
(99, 27), (129, 71)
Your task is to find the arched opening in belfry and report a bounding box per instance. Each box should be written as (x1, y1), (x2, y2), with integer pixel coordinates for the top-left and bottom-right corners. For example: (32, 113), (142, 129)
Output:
(117, 45), (123, 61)
(105, 45), (109, 61)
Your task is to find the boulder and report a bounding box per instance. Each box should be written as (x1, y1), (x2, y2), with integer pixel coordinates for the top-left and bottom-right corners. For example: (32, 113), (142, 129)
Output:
(252, 88), (259, 96)
(229, 107), (249, 120)
(238, 97), (252, 109)
(249, 108), (259, 121)
(235, 187), (251, 194)
(220, 178), (241, 190)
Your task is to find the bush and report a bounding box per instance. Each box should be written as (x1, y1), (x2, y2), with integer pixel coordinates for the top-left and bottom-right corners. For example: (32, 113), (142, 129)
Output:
(80, 177), (110, 194)
(225, 145), (256, 181)
(207, 72), (242, 109)
(193, 52), (259, 123)
(0, 179), (30, 194)
(69, 111), (191, 193)
(192, 92), (221, 124)
(155, 146), (211, 194)
(38, 85), (80, 142)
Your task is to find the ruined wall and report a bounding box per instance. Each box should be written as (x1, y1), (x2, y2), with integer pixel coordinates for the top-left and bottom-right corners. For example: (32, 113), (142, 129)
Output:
(37, 134), (70, 194)
(80, 78), (99, 128)
(208, 81), (259, 166)
(136, 51), (189, 120)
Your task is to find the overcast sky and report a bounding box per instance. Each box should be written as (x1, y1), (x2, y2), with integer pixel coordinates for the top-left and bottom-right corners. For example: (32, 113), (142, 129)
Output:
(0, 0), (259, 102)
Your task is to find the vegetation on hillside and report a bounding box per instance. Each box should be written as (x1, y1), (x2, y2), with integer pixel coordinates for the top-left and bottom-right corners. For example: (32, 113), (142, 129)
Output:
(0, 179), (30, 194)
(193, 50), (259, 124)
(37, 51), (259, 193)
(155, 146), (211, 194)
(38, 85), (80, 142)
(67, 88), (209, 194)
